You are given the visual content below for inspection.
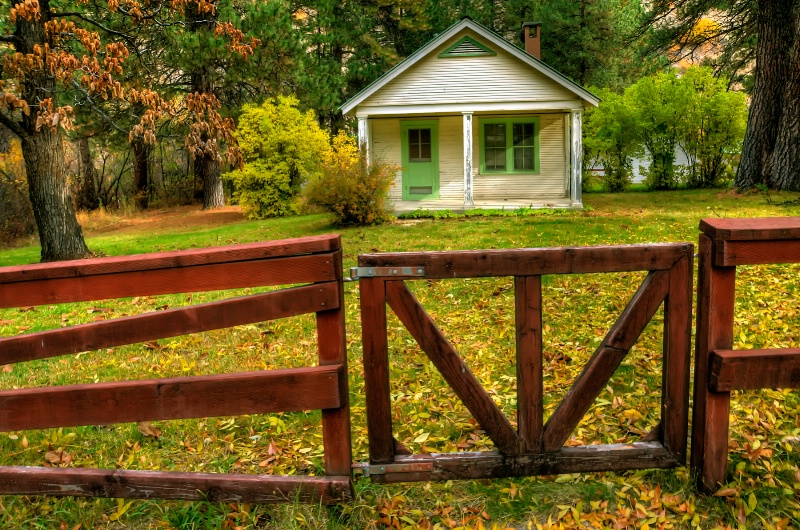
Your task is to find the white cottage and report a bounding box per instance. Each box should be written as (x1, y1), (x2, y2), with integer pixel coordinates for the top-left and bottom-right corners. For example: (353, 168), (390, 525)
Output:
(340, 17), (600, 212)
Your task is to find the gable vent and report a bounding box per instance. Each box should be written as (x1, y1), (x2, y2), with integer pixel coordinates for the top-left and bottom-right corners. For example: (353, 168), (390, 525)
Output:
(451, 40), (486, 55)
(439, 36), (496, 58)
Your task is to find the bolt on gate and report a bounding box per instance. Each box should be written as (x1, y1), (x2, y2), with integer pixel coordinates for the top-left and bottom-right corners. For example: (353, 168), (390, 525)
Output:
(357, 243), (693, 482)
(0, 235), (351, 504)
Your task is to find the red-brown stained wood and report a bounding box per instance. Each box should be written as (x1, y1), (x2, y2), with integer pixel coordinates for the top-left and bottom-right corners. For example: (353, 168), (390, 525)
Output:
(515, 276), (543, 453)
(358, 244), (691, 279)
(371, 442), (679, 483)
(542, 270), (670, 452)
(700, 217), (800, 242)
(714, 240), (800, 267)
(0, 234), (342, 285)
(317, 261), (353, 479)
(0, 467), (351, 503)
(661, 252), (693, 462)
(0, 253), (340, 309)
(709, 348), (800, 391)
(691, 234), (736, 493)
(0, 365), (343, 431)
(385, 280), (521, 456)
(360, 278), (394, 464)
(0, 283), (339, 365)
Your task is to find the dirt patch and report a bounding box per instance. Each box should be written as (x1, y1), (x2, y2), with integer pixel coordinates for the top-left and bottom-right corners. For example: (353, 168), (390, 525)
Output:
(80, 205), (247, 236)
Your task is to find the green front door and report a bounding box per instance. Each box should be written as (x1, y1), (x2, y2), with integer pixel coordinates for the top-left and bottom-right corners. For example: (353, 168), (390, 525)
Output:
(401, 120), (439, 200)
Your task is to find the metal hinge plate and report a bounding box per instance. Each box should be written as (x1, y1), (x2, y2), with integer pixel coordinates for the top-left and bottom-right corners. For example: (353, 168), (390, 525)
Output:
(347, 266), (425, 281)
(352, 461), (434, 478)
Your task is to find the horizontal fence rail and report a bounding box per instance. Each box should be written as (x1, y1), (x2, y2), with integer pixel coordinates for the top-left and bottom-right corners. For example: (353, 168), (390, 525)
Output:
(692, 217), (800, 492)
(0, 234), (351, 504)
(359, 243), (693, 483)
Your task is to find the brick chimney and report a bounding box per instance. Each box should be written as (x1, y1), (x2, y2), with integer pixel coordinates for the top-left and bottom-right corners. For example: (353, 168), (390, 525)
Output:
(520, 22), (542, 60)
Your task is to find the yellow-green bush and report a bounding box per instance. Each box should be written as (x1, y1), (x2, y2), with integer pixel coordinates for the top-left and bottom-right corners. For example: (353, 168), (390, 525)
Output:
(223, 96), (329, 219)
(304, 132), (396, 226)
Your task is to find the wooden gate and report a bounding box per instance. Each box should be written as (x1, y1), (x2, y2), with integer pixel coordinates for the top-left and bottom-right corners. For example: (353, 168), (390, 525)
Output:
(0, 235), (351, 503)
(358, 243), (693, 482)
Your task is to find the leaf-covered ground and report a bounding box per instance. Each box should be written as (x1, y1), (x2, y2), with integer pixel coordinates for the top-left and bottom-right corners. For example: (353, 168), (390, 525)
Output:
(1, 189), (800, 529)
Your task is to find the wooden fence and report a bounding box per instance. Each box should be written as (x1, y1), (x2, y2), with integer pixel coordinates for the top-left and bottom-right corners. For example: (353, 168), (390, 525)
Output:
(1, 217), (797, 501)
(0, 234), (351, 504)
(691, 217), (800, 492)
(357, 243), (694, 482)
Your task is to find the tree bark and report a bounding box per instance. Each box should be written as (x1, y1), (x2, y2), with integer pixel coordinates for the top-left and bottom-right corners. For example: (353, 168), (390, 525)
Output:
(78, 138), (99, 211)
(22, 129), (89, 262)
(187, 1), (225, 210)
(734, 0), (795, 189)
(197, 152), (224, 209)
(770, 9), (800, 190)
(132, 137), (150, 209)
(12, 0), (90, 261)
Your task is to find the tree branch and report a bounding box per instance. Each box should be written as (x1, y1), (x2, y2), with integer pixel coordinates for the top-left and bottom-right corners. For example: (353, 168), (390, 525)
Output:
(52, 11), (137, 44)
(0, 111), (28, 141)
(0, 35), (22, 46)
(70, 80), (130, 137)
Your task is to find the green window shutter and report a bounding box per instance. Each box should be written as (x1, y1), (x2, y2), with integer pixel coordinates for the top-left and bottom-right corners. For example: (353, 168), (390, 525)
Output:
(478, 117), (540, 175)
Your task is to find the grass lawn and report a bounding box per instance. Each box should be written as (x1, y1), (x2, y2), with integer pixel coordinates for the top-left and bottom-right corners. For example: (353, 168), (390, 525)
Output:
(1, 189), (800, 529)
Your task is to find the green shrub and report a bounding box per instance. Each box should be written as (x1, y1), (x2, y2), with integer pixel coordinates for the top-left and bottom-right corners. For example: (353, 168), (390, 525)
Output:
(304, 132), (396, 226)
(223, 96), (329, 219)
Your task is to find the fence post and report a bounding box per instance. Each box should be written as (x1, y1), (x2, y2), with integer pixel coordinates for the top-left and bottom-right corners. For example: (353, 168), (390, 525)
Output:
(318, 245), (353, 478)
(691, 234), (736, 492)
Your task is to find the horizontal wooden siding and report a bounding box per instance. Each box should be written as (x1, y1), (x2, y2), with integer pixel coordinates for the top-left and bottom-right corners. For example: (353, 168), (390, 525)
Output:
(361, 31), (576, 108)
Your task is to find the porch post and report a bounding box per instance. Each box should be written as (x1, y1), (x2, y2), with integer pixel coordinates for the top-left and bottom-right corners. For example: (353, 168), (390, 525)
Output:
(463, 112), (474, 209)
(570, 111), (583, 207)
(357, 115), (371, 165)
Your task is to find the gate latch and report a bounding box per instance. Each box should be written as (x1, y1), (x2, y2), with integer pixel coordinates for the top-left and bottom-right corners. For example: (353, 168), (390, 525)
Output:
(352, 461), (434, 478)
(347, 266), (425, 281)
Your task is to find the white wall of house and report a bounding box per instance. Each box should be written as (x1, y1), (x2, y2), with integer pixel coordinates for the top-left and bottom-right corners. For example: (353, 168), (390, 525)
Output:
(360, 31), (582, 112)
(369, 112), (568, 210)
(630, 146), (691, 184)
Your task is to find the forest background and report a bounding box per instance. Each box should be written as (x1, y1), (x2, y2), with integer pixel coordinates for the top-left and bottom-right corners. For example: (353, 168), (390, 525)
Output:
(1, 0), (799, 261)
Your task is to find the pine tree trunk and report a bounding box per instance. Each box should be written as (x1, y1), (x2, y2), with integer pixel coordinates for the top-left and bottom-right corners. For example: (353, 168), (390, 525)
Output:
(770, 10), (800, 190)
(187, 1), (225, 210)
(78, 138), (99, 211)
(197, 153), (224, 209)
(734, 0), (794, 189)
(13, 0), (89, 262)
(132, 137), (150, 209)
(22, 129), (90, 262)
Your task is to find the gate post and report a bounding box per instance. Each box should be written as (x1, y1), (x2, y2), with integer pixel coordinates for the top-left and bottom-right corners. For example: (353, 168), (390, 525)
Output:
(691, 234), (735, 492)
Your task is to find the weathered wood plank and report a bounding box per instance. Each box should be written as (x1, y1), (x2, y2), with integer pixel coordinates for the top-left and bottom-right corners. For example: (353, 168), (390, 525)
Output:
(0, 252), (340, 308)
(690, 234), (736, 493)
(370, 443), (679, 483)
(0, 365), (343, 431)
(0, 234), (342, 285)
(317, 264), (353, 479)
(0, 467), (351, 504)
(360, 278), (394, 464)
(0, 283), (339, 365)
(515, 276), (543, 453)
(358, 244), (692, 278)
(661, 252), (693, 463)
(542, 270), (670, 451)
(714, 240), (800, 267)
(709, 348), (800, 391)
(700, 217), (800, 242)
(385, 281), (521, 456)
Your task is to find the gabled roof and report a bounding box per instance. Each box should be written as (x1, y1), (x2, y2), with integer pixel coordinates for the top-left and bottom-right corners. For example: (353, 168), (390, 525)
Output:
(340, 17), (600, 116)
